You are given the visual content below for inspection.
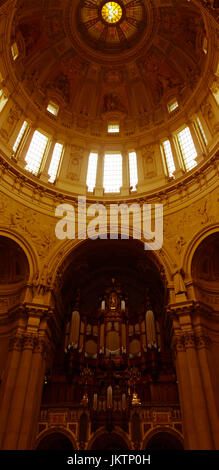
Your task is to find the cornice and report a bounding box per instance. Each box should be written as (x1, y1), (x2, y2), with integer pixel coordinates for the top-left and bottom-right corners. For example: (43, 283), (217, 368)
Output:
(0, 147), (218, 216)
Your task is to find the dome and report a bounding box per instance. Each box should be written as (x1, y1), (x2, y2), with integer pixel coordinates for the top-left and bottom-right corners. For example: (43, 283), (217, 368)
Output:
(0, 0), (218, 199)
(11, 0), (207, 133)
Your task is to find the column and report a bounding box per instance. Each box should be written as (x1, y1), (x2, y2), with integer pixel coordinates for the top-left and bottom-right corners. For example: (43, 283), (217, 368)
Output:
(9, 115), (27, 154)
(16, 123), (36, 169)
(184, 332), (214, 449)
(39, 137), (56, 182)
(168, 135), (185, 178)
(0, 335), (23, 448)
(173, 335), (198, 449)
(155, 141), (168, 184)
(197, 111), (212, 144)
(121, 150), (130, 196)
(196, 335), (219, 449)
(94, 150), (104, 196)
(17, 337), (48, 449)
(136, 147), (145, 190)
(80, 149), (90, 189)
(3, 334), (35, 449)
(188, 121), (204, 164)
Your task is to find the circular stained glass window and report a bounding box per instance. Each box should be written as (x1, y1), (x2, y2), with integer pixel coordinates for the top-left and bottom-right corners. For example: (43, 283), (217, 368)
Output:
(101, 2), (123, 24)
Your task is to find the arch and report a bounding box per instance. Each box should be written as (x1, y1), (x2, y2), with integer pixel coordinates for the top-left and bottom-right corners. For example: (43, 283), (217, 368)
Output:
(0, 227), (39, 283)
(47, 236), (175, 289)
(143, 427), (184, 450)
(87, 426), (132, 451)
(182, 224), (219, 282)
(35, 428), (77, 450)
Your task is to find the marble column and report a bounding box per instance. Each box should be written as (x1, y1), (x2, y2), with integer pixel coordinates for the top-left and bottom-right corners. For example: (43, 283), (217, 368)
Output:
(184, 332), (214, 449)
(3, 334), (35, 449)
(0, 335), (23, 448)
(173, 335), (198, 449)
(196, 334), (219, 449)
(17, 337), (48, 449)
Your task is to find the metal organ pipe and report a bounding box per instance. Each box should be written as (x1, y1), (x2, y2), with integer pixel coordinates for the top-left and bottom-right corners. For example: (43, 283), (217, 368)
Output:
(69, 310), (80, 347)
(145, 309), (157, 349)
(107, 385), (113, 409)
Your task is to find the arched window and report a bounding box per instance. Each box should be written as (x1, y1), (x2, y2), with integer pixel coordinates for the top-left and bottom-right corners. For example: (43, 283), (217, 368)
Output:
(162, 140), (175, 177)
(103, 153), (122, 193)
(129, 151), (138, 191)
(25, 130), (48, 176)
(86, 152), (98, 192)
(48, 143), (63, 183)
(177, 127), (197, 171)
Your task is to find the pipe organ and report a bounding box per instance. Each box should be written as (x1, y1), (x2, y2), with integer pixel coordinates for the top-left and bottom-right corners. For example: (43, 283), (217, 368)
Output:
(42, 279), (179, 438)
(65, 280), (161, 362)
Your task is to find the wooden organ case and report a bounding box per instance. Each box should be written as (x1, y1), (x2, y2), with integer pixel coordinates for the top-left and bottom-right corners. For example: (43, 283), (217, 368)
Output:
(41, 279), (181, 445)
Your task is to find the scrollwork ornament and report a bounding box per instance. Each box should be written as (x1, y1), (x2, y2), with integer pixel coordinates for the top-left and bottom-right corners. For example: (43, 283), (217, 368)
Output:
(9, 335), (23, 352)
(33, 337), (50, 359)
(195, 334), (211, 350)
(184, 333), (196, 349)
(172, 336), (185, 354)
(22, 334), (37, 351)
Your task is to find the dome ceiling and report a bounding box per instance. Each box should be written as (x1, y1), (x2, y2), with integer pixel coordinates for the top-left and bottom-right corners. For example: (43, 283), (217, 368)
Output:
(78, 0), (146, 52)
(11, 0), (207, 133)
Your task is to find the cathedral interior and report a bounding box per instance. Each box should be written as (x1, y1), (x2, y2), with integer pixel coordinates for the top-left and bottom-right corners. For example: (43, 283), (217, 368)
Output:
(0, 0), (219, 451)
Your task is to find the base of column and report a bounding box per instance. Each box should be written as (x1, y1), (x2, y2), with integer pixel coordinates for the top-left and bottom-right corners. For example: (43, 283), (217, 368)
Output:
(195, 154), (204, 164)
(94, 187), (104, 197)
(120, 186), (130, 196)
(173, 168), (185, 178)
(39, 173), (49, 183)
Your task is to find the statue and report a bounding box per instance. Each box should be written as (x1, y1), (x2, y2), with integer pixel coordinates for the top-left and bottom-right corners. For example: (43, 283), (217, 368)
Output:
(173, 268), (186, 294)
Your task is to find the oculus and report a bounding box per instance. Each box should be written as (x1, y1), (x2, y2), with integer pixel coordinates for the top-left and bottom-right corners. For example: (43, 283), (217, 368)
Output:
(101, 2), (123, 24)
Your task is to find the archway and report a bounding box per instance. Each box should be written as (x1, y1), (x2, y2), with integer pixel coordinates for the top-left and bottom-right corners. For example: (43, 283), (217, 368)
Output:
(191, 231), (219, 308)
(145, 430), (184, 450)
(0, 235), (30, 287)
(89, 432), (130, 451)
(36, 432), (74, 450)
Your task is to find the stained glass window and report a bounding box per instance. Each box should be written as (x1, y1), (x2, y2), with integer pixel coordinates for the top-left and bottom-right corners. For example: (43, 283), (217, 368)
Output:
(102, 3), (123, 24)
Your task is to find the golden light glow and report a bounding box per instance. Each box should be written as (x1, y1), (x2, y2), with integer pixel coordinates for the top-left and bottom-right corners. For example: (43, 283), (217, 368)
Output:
(102, 2), (123, 24)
